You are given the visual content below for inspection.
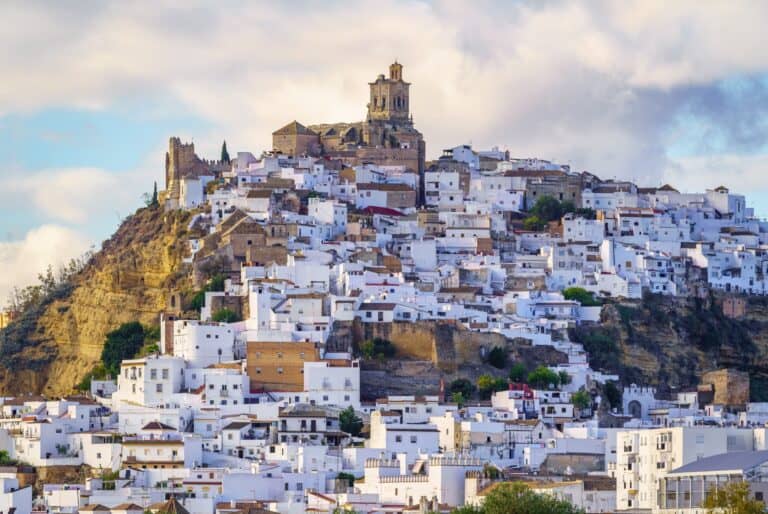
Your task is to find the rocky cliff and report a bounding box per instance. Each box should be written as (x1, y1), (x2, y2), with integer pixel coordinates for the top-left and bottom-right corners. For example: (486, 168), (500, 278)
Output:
(570, 292), (768, 399)
(0, 207), (192, 396)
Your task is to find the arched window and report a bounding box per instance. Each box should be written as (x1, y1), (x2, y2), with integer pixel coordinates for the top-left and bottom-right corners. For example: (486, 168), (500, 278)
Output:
(382, 96), (386, 110)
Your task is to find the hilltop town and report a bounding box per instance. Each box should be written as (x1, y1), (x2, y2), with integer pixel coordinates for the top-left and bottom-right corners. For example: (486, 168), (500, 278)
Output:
(2, 62), (768, 514)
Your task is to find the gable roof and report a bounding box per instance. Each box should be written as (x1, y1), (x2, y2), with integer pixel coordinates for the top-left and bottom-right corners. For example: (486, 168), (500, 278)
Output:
(141, 421), (176, 431)
(273, 121), (317, 136)
(667, 450), (768, 476)
(149, 498), (190, 514)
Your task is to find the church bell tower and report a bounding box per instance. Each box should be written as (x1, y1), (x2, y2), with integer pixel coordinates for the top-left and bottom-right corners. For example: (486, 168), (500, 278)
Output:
(367, 61), (410, 123)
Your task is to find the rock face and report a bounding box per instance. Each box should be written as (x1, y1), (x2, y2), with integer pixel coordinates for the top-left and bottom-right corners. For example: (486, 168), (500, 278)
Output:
(0, 207), (192, 396)
(333, 319), (568, 399)
(570, 293), (768, 399)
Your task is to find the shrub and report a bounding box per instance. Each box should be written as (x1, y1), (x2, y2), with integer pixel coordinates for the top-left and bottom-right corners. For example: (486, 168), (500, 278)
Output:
(359, 338), (395, 360)
(508, 363), (527, 383)
(523, 216), (546, 231)
(562, 287), (601, 306)
(527, 365), (560, 389)
(336, 472), (355, 487)
(453, 481), (584, 514)
(529, 196), (563, 222)
(477, 374), (508, 400)
(101, 322), (145, 376)
(571, 390), (591, 411)
(449, 378), (475, 399)
(339, 406), (363, 437)
(603, 381), (621, 409)
(487, 346), (507, 369)
(212, 308), (241, 323)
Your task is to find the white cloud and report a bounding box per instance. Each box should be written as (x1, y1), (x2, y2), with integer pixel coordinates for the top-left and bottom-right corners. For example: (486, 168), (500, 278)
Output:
(0, 224), (91, 303)
(0, 1), (766, 178)
(663, 152), (768, 196)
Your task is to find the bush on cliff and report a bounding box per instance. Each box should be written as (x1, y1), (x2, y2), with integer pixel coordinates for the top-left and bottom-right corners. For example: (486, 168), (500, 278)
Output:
(101, 322), (146, 376)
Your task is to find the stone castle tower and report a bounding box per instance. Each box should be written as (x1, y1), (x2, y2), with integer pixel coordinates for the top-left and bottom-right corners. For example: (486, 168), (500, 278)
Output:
(164, 137), (211, 208)
(366, 61), (410, 123)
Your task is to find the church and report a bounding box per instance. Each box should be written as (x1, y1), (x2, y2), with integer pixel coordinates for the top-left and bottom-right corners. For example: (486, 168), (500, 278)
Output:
(272, 62), (426, 195)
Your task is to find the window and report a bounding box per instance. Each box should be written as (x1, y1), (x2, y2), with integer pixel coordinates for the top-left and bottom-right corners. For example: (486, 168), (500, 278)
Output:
(410, 436), (417, 443)
(162, 368), (169, 380)
(395, 435), (402, 443)
(156, 383), (163, 393)
(150, 369), (157, 380)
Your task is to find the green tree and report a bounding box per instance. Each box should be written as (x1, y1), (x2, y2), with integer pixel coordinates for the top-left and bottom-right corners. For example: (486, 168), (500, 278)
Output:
(702, 480), (765, 514)
(560, 199), (576, 214)
(339, 406), (363, 437)
(211, 308), (241, 323)
(451, 391), (466, 408)
(487, 346), (507, 369)
(0, 450), (13, 465)
(359, 338), (395, 360)
(574, 207), (596, 219)
(144, 324), (161, 343)
(571, 390), (591, 411)
(603, 381), (622, 410)
(558, 370), (572, 385)
(208, 274), (226, 292)
(527, 365), (560, 389)
(151, 181), (159, 207)
(509, 362), (528, 383)
(562, 287), (601, 306)
(101, 322), (145, 376)
(449, 378), (475, 400)
(336, 471), (355, 487)
(452, 482), (584, 514)
(188, 274), (226, 313)
(477, 374), (508, 400)
(529, 196), (563, 222)
(221, 140), (231, 164)
(523, 215), (546, 231)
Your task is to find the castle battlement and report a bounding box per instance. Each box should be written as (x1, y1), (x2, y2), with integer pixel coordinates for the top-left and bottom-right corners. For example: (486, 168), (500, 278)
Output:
(428, 456), (484, 467)
(379, 475), (430, 484)
(365, 458), (400, 468)
(625, 383), (657, 396)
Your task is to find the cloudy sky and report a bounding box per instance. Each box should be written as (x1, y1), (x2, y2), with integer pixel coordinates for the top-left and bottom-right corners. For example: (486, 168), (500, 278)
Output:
(2, 0), (768, 301)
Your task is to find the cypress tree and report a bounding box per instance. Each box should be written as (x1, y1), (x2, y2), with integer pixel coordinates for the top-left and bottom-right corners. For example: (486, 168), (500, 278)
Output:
(151, 181), (159, 207)
(221, 140), (231, 164)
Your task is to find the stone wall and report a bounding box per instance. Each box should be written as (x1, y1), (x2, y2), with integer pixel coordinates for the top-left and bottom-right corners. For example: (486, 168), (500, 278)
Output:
(701, 368), (749, 406)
